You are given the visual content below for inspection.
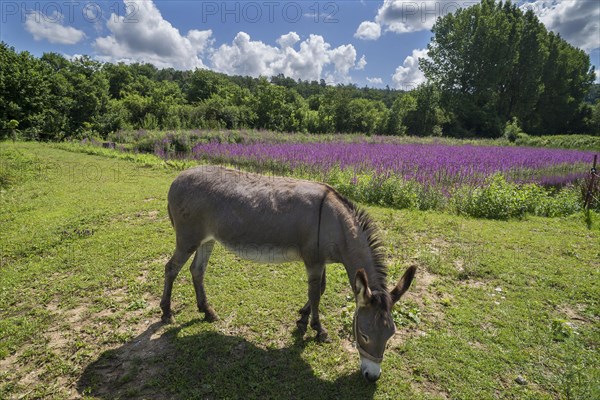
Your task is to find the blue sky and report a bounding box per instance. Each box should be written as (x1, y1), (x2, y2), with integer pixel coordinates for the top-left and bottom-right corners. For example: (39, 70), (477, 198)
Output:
(1, 1), (598, 88)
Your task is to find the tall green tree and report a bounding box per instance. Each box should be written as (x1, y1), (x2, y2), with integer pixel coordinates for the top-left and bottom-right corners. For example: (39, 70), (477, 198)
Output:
(317, 87), (356, 133)
(590, 100), (600, 135)
(203, 84), (256, 129)
(500, 9), (548, 132)
(255, 78), (307, 132)
(0, 43), (52, 138)
(103, 63), (133, 99)
(347, 98), (387, 134)
(421, 0), (594, 136)
(386, 93), (417, 136)
(404, 84), (448, 136)
(534, 33), (595, 134)
(62, 57), (109, 135)
(185, 69), (228, 103)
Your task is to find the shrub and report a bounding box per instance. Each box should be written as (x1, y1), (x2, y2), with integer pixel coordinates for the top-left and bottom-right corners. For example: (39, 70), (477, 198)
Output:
(417, 186), (447, 211)
(544, 187), (582, 216)
(465, 175), (508, 218)
(141, 113), (159, 130)
(504, 117), (526, 143)
(97, 99), (131, 136)
(514, 134), (600, 151)
(379, 176), (420, 209)
(454, 174), (536, 219)
(453, 174), (586, 219)
(163, 113), (181, 130)
(168, 132), (192, 154)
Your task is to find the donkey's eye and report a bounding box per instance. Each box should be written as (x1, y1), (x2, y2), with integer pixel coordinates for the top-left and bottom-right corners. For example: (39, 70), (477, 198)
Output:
(360, 333), (369, 343)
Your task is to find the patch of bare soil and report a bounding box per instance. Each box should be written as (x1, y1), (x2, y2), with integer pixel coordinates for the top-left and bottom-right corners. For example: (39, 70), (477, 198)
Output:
(459, 278), (488, 289)
(429, 238), (451, 254)
(3, 290), (171, 399)
(404, 267), (441, 314)
(557, 304), (596, 324)
(395, 264), (451, 400)
(0, 353), (20, 384)
(390, 266), (445, 347)
(414, 379), (450, 400)
(109, 210), (167, 224)
(73, 294), (171, 399)
(77, 321), (173, 400)
(220, 309), (247, 337)
(341, 338), (356, 355)
(146, 210), (160, 220)
(139, 255), (169, 279)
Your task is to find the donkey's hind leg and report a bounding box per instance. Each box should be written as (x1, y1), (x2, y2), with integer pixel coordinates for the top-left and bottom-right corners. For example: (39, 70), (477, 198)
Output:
(296, 266), (327, 339)
(190, 240), (217, 321)
(160, 247), (194, 323)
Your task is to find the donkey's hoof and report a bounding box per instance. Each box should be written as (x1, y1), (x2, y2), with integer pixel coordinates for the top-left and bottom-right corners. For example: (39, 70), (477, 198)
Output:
(200, 306), (219, 322)
(316, 331), (331, 343)
(161, 314), (175, 324)
(296, 320), (308, 335)
(203, 312), (219, 322)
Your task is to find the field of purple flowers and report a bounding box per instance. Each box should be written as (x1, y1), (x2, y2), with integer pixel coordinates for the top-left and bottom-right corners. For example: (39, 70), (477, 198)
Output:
(189, 142), (594, 189)
(184, 141), (597, 219)
(83, 130), (599, 219)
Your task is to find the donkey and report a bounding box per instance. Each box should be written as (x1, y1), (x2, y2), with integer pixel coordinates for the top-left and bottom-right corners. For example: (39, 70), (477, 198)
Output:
(161, 165), (416, 382)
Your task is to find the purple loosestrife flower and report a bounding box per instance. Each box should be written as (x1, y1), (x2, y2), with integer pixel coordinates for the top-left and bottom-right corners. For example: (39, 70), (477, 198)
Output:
(190, 142), (595, 191)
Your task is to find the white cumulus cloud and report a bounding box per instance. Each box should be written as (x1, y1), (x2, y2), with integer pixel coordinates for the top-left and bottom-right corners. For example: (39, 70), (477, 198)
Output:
(94, 0), (213, 69)
(362, 0), (599, 54)
(354, 21), (382, 40)
(25, 10), (85, 45)
(329, 44), (358, 78)
(211, 32), (358, 83)
(356, 55), (367, 70)
(366, 77), (384, 85)
(93, 1), (361, 81)
(375, 0), (471, 34)
(277, 32), (301, 48)
(522, 0), (600, 52)
(392, 48), (429, 89)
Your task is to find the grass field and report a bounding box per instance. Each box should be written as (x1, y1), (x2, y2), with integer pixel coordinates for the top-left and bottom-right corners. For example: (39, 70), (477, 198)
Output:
(1, 142), (599, 399)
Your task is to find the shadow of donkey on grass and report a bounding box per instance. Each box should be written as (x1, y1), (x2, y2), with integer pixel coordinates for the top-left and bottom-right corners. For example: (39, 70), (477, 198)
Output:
(77, 320), (376, 399)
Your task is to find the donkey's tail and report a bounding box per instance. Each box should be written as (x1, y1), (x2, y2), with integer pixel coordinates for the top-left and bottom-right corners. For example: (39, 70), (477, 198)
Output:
(167, 203), (174, 227)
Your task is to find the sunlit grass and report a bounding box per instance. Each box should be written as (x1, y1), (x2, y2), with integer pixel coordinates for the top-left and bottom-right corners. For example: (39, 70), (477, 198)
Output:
(1, 142), (598, 399)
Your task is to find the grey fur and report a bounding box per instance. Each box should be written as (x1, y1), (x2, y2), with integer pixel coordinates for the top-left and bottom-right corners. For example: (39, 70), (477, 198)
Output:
(160, 165), (415, 379)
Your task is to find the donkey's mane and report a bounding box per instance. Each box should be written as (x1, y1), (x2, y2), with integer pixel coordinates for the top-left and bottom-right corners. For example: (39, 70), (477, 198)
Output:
(326, 187), (390, 309)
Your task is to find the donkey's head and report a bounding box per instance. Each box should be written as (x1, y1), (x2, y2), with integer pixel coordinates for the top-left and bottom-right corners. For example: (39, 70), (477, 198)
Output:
(353, 265), (417, 382)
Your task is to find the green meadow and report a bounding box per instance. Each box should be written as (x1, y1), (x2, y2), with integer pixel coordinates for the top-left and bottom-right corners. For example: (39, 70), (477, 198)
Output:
(1, 142), (598, 399)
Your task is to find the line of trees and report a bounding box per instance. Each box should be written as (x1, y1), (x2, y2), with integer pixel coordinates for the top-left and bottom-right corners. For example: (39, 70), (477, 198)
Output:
(0, 43), (415, 140)
(1, 1), (598, 141)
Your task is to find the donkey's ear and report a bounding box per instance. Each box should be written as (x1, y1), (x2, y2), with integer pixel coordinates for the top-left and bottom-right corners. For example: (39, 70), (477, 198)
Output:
(391, 265), (417, 304)
(354, 269), (372, 307)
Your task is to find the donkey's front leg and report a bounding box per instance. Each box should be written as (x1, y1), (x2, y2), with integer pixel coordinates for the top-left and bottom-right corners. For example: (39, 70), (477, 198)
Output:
(304, 264), (330, 343)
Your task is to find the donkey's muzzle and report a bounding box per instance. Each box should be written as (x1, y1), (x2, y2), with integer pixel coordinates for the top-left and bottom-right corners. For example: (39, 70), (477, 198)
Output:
(363, 370), (381, 382)
(360, 358), (381, 382)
